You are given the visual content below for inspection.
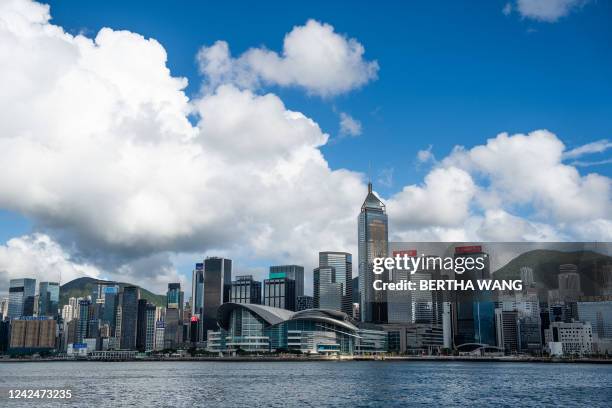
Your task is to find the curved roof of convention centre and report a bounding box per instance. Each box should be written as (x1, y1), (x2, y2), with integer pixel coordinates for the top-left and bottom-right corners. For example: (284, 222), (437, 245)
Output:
(216, 303), (357, 332)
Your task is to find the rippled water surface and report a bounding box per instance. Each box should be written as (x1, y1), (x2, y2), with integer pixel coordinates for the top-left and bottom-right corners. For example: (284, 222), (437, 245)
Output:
(1, 361), (611, 407)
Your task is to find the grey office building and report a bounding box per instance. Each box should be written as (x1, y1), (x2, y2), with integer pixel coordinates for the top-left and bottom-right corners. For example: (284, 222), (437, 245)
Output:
(120, 286), (140, 350)
(8, 278), (36, 319)
(269, 265), (304, 306)
(297, 295), (314, 311)
(318, 252), (353, 315)
(263, 278), (296, 311)
(314, 266), (342, 311)
(358, 182), (389, 323)
(230, 275), (261, 304)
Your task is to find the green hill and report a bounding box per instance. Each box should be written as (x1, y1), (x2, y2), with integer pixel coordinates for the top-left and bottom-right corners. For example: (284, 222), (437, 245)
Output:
(493, 249), (612, 295)
(59, 277), (166, 307)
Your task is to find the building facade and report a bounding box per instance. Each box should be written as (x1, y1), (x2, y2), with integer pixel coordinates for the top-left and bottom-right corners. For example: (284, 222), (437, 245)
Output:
(229, 275), (262, 304)
(8, 317), (56, 353)
(358, 182), (389, 323)
(269, 265), (304, 301)
(313, 266), (342, 311)
(545, 321), (593, 356)
(209, 303), (385, 355)
(201, 257), (232, 338)
(38, 282), (59, 318)
(318, 252), (353, 315)
(120, 286), (140, 350)
(577, 300), (612, 340)
(296, 296), (314, 311)
(8, 278), (36, 319)
(263, 278), (296, 311)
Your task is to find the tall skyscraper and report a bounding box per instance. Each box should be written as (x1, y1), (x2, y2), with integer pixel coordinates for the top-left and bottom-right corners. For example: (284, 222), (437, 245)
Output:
(38, 282), (60, 318)
(102, 287), (118, 335)
(137, 300), (156, 352)
(269, 265), (304, 300)
(451, 246), (491, 346)
(166, 283), (184, 314)
(8, 278), (36, 319)
(318, 252), (353, 315)
(120, 286), (140, 350)
(387, 250), (414, 324)
(201, 257), (232, 337)
(358, 182), (388, 323)
(229, 275), (262, 304)
(165, 283), (184, 346)
(76, 299), (92, 343)
(313, 266), (342, 311)
(191, 263), (204, 320)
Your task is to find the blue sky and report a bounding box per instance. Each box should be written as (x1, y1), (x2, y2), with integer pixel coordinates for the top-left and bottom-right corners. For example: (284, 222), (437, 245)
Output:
(42, 0), (612, 194)
(0, 0), (611, 294)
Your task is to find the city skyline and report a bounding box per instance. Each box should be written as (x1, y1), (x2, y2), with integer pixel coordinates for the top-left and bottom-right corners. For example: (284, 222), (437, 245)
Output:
(0, 0), (610, 297)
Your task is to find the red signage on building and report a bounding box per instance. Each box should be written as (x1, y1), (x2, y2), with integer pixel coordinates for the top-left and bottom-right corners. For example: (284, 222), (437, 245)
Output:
(454, 245), (483, 255)
(392, 250), (417, 257)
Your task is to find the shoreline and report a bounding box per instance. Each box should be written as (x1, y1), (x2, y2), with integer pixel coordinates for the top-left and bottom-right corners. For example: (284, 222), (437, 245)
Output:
(1, 356), (611, 364)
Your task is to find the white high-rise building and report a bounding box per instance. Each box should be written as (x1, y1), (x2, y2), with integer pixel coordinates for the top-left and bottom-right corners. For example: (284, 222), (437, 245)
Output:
(68, 297), (82, 319)
(520, 266), (534, 287)
(61, 304), (74, 322)
(0, 297), (8, 319)
(545, 321), (593, 356)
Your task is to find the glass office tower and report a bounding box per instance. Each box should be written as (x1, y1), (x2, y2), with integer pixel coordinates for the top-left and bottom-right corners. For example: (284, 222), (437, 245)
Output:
(318, 252), (353, 315)
(452, 246), (491, 346)
(38, 281), (60, 318)
(191, 263), (205, 342)
(201, 257), (232, 338)
(358, 182), (389, 323)
(313, 266), (342, 311)
(76, 299), (92, 343)
(102, 286), (118, 335)
(137, 300), (156, 352)
(269, 265), (304, 306)
(166, 283), (184, 314)
(8, 278), (36, 319)
(120, 286), (140, 349)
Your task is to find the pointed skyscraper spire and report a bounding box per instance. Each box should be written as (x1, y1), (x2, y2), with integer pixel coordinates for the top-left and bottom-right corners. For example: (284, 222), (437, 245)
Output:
(361, 181), (385, 212)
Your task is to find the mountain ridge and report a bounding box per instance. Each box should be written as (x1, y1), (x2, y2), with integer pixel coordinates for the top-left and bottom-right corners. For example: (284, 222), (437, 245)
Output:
(59, 277), (166, 308)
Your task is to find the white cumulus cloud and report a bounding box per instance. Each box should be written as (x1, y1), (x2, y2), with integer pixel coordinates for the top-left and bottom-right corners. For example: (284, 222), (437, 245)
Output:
(197, 19), (379, 97)
(0, 234), (101, 293)
(0, 1), (610, 294)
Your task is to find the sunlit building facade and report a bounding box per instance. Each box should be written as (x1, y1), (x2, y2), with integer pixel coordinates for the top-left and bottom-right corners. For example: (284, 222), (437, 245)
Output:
(358, 182), (389, 323)
(209, 303), (386, 355)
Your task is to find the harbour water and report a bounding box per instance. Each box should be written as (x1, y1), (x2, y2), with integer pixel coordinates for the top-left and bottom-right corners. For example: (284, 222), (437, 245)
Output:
(1, 361), (611, 407)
